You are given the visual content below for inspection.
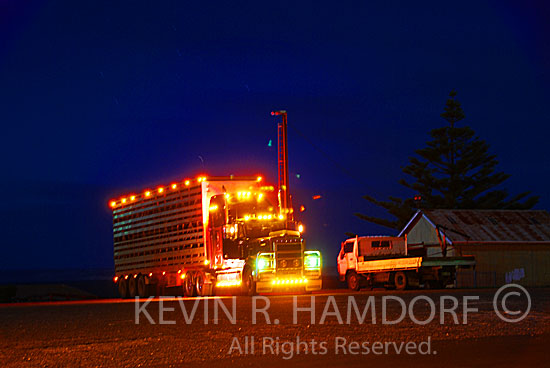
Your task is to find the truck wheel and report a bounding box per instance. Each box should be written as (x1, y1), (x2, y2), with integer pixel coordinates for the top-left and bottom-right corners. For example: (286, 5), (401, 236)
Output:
(137, 275), (148, 297)
(195, 271), (206, 297)
(184, 272), (196, 297)
(118, 278), (128, 299)
(128, 276), (137, 298)
(347, 271), (360, 291)
(241, 267), (255, 296)
(394, 271), (407, 290)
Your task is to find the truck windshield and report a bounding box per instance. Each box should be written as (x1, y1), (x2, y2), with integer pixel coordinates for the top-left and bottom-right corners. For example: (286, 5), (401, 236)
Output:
(243, 220), (285, 239)
(227, 190), (285, 238)
(227, 191), (277, 221)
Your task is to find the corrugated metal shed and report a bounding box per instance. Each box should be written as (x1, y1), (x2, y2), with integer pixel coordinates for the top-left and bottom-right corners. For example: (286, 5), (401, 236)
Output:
(400, 209), (550, 243)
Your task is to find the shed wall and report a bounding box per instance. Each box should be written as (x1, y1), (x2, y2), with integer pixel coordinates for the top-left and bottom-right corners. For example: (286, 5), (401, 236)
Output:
(456, 244), (550, 287)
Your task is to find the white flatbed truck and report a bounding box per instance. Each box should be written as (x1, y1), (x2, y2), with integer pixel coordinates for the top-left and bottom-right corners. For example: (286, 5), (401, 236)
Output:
(337, 236), (475, 290)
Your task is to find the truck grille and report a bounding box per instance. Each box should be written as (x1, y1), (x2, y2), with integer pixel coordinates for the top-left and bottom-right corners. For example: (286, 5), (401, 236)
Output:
(278, 258), (301, 268)
(272, 238), (304, 277)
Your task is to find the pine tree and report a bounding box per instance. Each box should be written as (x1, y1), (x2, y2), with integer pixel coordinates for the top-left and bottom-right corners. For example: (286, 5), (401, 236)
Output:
(356, 91), (539, 231)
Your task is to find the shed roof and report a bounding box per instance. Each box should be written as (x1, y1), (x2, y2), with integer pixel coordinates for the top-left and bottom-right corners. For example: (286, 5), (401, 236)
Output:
(399, 209), (550, 243)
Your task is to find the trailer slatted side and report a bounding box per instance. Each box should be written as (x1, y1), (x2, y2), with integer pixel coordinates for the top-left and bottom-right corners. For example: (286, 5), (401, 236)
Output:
(113, 183), (206, 274)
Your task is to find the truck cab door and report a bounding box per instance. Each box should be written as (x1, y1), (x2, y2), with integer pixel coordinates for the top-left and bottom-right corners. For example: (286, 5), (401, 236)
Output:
(338, 240), (356, 275)
(345, 240), (357, 270)
(337, 244), (346, 276)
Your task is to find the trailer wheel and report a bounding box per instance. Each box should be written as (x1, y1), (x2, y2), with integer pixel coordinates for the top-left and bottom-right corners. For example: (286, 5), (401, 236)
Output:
(184, 272), (196, 297)
(241, 267), (255, 296)
(117, 277), (128, 299)
(128, 276), (137, 298)
(195, 271), (207, 297)
(347, 271), (360, 291)
(394, 271), (407, 290)
(137, 275), (148, 297)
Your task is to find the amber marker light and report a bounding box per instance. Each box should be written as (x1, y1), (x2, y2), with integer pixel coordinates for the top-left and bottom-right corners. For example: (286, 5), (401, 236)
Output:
(171, 183), (177, 189)
(257, 176), (262, 182)
(185, 180), (190, 186)
(109, 201), (116, 208)
(130, 195), (136, 201)
(216, 280), (241, 287)
(158, 187), (164, 194)
(121, 198), (126, 204)
(145, 191), (151, 197)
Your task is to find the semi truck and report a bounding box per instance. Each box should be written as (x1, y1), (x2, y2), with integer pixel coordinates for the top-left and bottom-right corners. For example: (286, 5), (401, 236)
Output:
(337, 235), (475, 290)
(110, 111), (322, 297)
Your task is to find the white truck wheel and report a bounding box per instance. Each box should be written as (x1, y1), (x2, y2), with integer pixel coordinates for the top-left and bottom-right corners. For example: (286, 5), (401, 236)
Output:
(347, 271), (360, 291)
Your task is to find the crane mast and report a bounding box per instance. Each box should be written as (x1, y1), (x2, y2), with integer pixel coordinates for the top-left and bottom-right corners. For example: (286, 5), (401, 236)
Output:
(271, 110), (292, 223)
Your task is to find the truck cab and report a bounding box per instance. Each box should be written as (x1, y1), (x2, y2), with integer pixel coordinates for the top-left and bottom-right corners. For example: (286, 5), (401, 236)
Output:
(337, 238), (357, 281)
(208, 185), (322, 294)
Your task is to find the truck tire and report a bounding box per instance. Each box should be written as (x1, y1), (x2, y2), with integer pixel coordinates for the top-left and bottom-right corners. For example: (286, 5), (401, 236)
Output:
(118, 278), (128, 299)
(184, 272), (196, 297)
(347, 271), (360, 291)
(195, 271), (207, 297)
(137, 275), (148, 297)
(128, 276), (137, 298)
(394, 271), (407, 290)
(241, 267), (255, 296)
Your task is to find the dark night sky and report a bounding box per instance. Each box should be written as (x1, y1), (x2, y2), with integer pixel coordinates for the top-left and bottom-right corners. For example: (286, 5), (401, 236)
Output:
(1, 0), (549, 272)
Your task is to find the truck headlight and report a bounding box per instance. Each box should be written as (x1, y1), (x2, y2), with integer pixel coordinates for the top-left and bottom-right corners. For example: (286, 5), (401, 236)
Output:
(304, 251), (321, 269)
(258, 258), (269, 271)
(257, 252), (274, 273)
